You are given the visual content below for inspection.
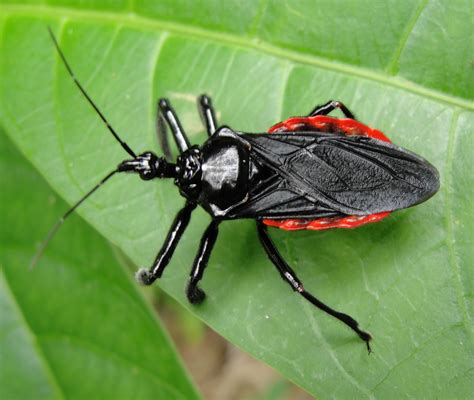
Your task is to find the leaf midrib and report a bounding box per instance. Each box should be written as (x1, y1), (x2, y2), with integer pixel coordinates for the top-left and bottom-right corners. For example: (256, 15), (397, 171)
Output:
(1, 3), (473, 111)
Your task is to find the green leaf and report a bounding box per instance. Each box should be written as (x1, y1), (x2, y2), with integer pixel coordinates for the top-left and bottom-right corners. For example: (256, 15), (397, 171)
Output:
(0, 132), (200, 398)
(1, 1), (472, 398)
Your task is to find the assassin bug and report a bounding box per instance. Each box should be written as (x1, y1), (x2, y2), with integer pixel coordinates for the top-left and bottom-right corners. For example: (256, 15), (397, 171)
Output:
(36, 28), (439, 353)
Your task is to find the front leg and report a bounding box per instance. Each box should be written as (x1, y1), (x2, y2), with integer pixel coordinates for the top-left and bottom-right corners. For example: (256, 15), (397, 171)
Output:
(136, 201), (196, 285)
(156, 109), (172, 161)
(197, 94), (218, 136)
(158, 98), (191, 152)
(186, 219), (220, 304)
(256, 221), (372, 353)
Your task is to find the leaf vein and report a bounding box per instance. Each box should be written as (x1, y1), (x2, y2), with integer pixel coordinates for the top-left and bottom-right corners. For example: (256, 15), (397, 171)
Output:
(385, 0), (430, 74)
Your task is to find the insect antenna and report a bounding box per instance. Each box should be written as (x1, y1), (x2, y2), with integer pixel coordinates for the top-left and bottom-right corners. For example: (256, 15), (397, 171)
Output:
(30, 169), (119, 269)
(47, 27), (137, 159)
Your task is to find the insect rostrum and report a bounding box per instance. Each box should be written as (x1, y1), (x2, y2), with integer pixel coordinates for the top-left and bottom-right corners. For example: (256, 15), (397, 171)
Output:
(38, 28), (440, 354)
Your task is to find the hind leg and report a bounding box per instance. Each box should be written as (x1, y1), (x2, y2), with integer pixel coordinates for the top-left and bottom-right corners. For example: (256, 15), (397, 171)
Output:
(309, 100), (356, 119)
(257, 221), (372, 353)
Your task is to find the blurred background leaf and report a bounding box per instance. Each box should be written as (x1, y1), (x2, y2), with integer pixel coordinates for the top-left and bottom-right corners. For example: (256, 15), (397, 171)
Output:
(0, 0), (472, 398)
(0, 130), (200, 399)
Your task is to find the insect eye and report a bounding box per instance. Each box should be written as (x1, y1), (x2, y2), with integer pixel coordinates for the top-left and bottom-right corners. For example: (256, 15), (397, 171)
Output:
(139, 170), (155, 180)
(136, 152), (158, 180)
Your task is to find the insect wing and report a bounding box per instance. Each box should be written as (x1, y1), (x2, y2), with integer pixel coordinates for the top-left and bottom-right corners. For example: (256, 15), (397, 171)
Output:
(236, 132), (439, 218)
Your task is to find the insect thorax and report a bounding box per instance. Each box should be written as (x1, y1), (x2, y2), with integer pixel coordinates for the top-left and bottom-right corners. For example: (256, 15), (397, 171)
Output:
(176, 137), (250, 217)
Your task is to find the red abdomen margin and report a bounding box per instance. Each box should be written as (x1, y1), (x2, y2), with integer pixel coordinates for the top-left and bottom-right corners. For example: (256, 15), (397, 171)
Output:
(263, 115), (392, 231)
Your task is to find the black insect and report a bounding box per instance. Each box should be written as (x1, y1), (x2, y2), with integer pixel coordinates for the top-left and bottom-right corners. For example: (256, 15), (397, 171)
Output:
(37, 28), (439, 353)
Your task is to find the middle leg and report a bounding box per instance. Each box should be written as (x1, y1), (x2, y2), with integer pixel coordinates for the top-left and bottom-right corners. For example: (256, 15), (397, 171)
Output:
(256, 221), (372, 352)
(186, 219), (220, 304)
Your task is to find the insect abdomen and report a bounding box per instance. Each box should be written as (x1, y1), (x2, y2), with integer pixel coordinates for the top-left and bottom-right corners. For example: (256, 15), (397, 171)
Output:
(261, 116), (439, 230)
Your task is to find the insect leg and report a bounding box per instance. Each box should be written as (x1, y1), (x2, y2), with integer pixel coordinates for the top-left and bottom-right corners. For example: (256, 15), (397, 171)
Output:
(158, 98), (191, 152)
(309, 100), (356, 119)
(197, 94), (218, 136)
(256, 221), (372, 353)
(186, 219), (220, 304)
(136, 201), (196, 285)
(156, 104), (172, 161)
